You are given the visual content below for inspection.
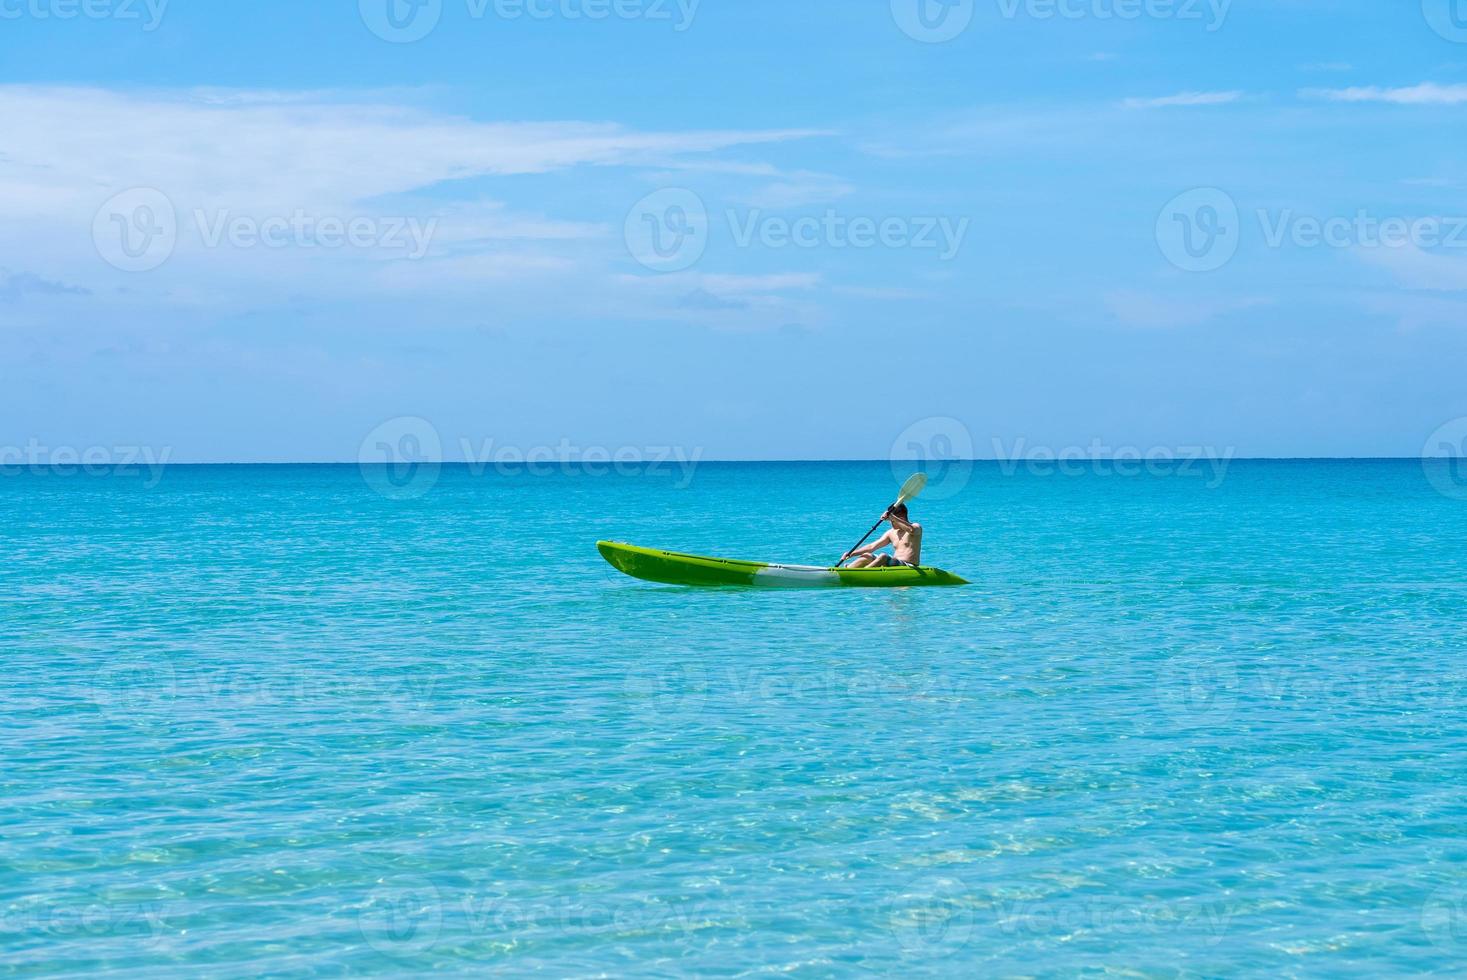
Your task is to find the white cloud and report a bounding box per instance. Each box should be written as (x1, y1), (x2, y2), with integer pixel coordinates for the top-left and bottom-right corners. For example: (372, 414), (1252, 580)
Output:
(0, 85), (833, 315)
(609, 271), (826, 329)
(1102, 289), (1268, 328)
(1359, 292), (1467, 331)
(1359, 243), (1467, 291)
(736, 174), (856, 209)
(0, 85), (823, 219)
(1302, 82), (1467, 105)
(1121, 91), (1244, 110)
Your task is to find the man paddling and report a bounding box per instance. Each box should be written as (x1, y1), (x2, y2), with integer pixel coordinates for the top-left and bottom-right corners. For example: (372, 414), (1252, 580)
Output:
(843, 503), (922, 568)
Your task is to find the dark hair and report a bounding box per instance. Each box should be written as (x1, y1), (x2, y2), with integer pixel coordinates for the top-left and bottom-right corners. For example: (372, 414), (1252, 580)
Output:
(890, 502), (908, 519)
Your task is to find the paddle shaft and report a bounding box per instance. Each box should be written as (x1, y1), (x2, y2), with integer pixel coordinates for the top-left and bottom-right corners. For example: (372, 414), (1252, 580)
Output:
(837, 512), (893, 567)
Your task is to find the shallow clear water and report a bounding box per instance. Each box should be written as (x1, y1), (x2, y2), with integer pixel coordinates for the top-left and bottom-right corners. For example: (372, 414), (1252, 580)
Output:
(4, 460), (1467, 976)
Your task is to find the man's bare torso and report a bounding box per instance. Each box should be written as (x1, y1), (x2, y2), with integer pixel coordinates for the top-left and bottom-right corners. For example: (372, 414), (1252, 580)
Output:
(883, 523), (922, 565)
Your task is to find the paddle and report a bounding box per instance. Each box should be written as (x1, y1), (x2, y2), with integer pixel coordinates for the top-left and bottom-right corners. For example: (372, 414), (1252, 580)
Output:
(836, 473), (928, 567)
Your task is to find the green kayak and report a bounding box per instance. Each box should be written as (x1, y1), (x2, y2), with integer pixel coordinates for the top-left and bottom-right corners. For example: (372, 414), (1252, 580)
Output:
(597, 541), (969, 589)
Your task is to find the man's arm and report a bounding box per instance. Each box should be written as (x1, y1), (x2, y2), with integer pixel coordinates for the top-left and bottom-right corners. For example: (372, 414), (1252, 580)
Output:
(886, 511), (916, 533)
(845, 529), (893, 558)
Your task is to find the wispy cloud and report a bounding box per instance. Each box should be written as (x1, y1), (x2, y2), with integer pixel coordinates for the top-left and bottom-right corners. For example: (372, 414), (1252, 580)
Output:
(1359, 243), (1467, 292)
(0, 270), (92, 303)
(1121, 90), (1244, 110)
(0, 85), (832, 313)
(613, 272), (826, 330)
(1302, 82), (1467, 105)
(737, 174), (856, 209)
(1102, 289), (1269, 328)
(0, 85), (825, 220)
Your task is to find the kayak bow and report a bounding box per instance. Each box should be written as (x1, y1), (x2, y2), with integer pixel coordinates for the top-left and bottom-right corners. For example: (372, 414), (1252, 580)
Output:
(597, 541), (969, 589)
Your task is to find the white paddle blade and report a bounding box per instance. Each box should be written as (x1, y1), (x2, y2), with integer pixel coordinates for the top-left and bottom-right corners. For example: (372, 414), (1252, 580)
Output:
(897, 473), (927, 504)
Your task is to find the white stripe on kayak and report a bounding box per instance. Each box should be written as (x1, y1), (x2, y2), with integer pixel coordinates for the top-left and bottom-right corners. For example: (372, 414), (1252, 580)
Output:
(753, 564), (841, 588)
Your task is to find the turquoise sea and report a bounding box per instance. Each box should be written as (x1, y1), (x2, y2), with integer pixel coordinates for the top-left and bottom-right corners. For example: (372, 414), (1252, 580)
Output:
(5, 459), (1467, 976)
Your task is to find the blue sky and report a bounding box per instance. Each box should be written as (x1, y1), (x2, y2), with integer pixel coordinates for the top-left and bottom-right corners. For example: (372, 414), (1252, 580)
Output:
(2, 0), (1466, 461)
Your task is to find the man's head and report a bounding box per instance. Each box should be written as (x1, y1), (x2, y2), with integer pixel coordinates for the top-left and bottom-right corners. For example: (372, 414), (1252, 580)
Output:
(889, 502), (908, 521)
